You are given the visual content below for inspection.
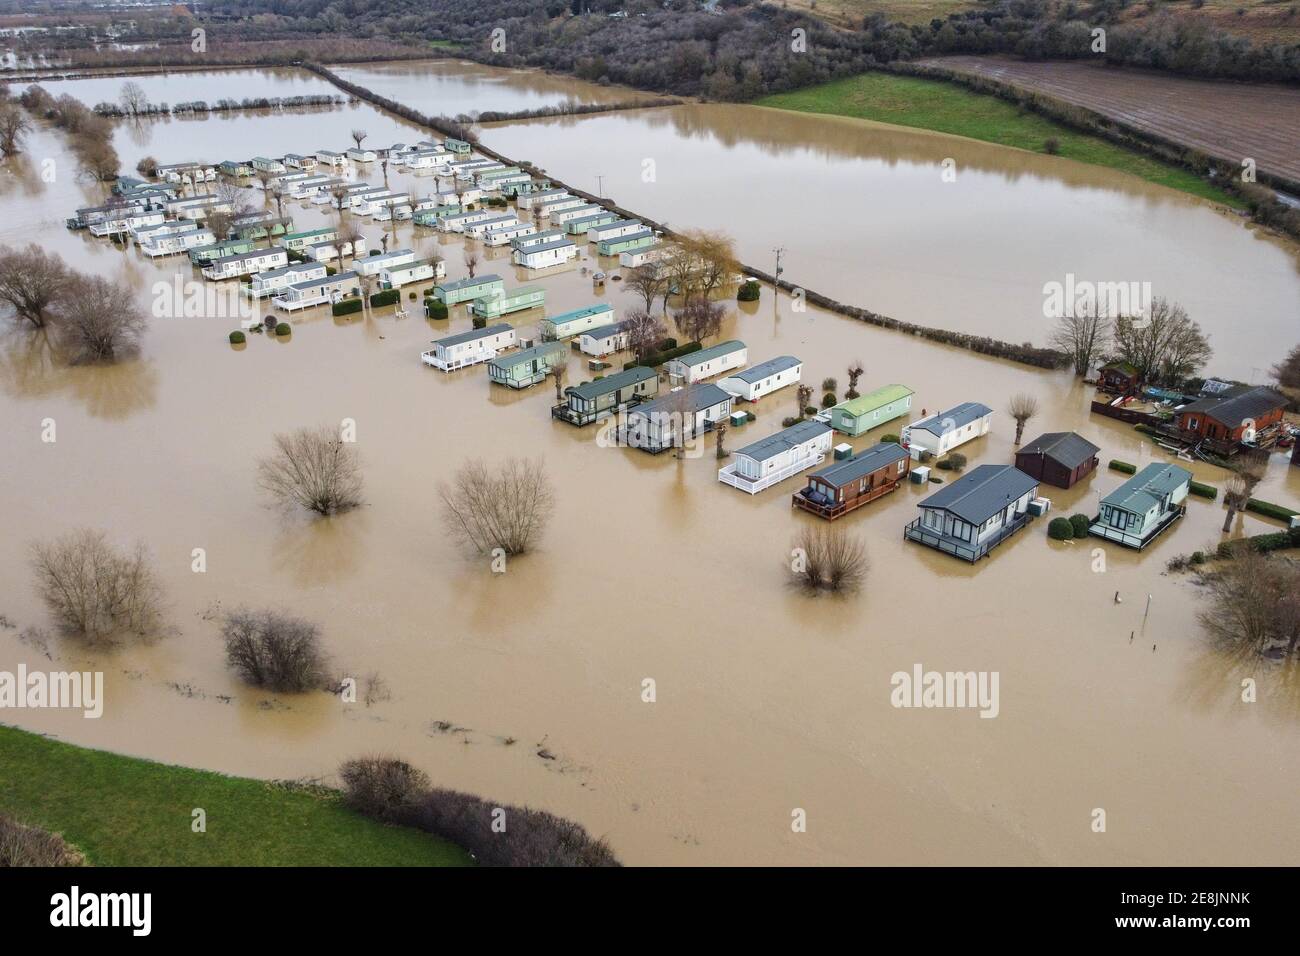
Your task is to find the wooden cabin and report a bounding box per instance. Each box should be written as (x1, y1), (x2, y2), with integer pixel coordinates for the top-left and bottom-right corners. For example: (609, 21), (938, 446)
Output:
(793, 441), (910, 519)
(1014, 432), (1100, 489)
(1173, 386), (1287, 446)
(1098, 360), (1140, 394)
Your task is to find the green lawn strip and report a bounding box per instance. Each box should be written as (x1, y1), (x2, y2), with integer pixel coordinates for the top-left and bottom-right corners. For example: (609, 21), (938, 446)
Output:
(757, 72), (1242, 207)
(0, 724), (471, 866)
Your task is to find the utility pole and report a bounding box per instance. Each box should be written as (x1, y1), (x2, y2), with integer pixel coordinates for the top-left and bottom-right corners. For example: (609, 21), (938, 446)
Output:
(772, 247), (785, 319)
(595, 174), (605, 199)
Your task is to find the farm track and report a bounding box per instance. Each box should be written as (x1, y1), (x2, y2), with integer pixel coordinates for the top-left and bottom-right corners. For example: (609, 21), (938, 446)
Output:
(918, 55), (1300, 185)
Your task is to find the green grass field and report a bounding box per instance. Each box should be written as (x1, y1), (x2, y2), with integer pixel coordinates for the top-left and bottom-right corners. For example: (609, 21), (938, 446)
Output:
(758, 72), (1241, 206)
(0, 725), (471, 866)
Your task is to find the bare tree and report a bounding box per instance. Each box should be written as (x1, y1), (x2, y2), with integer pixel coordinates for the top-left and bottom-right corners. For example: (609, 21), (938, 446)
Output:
(1008, 393), (1039, 445)
(463, 247), (479, 279)
(74, 135), (120, 183)
(29, 528), (164, 643)
(118, 80), (148, 116)
(0, 815), (85, 867)
(1198, 550), (1300, 663)
(438, 457), (554, 555)
(331, 183), (351, 218)
(623, 309), (666, 362)
(0, 244), (71, 329)
(714, 417), (729, 460)
(1112, 298), (1211, 384)
(269, 183), (286, 221)
(795, 383), (813, 419)
(1221, 454), (1267, 532)
(674, 298), (724, 345)
(53, 273), (147, 363)
(1271, 343), (1300, 390)
(135, 155), (158, 178)
(548, 361), (567, 402)
(1050, 306), (1110, 377)
(625, 261), (667, 314)
(220, 608), (329, 692)
(351, 128), (368, 150)
(0, 102), (31, 156)
(845, 360), (864, 400)
(258, 425), (364, 516)
(789, 525), (867, 594)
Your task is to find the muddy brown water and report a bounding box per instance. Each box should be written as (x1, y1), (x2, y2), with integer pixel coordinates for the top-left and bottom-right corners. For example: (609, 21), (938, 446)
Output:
(1, 72), (1299, 865)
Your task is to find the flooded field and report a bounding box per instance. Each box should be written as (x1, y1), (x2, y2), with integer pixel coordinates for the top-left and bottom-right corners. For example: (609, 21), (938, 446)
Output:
(328, 59), (639, 115)
(481, 104), (1300, 381)
(12, 66), (342, 108)
(2, 74), (1299, 866)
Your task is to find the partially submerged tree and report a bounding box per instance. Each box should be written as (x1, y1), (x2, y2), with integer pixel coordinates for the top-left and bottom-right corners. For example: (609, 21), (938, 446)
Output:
(625, 261), (667, 314)
(714, 417), (729, 460)
(53, 273), (147, 363)
(790, 525), (868, 594)
(845, 360), (864, 400)
(1271, 342), (1300, 390)
(795, 383), (813, 418)
(1049, 306), (1111, 377)
(0, 102), (31, 156)
(0, 244), (71, 329)
(220, 608), (329, 692)
(1197, 549), (1300, 663)
(623, 309), (666, 362)
(1111, 298), (1211, 384)
(673, 297), (724, 345)
(1008, 392), (1039, 445)
(29, 528), (164, 643)
(350, 128), (368, 150)
(1221, 454), (1267, 532)
(438, 457), (554, 555)
(118, 80), (148, 116)
(257, 425), (364, 516)
(462, 247), (479, 279)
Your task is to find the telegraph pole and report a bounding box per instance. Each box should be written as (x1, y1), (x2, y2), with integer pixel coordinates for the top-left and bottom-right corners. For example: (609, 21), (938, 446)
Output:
(772, 247), (785, 319)
(595, 174), (605, 199)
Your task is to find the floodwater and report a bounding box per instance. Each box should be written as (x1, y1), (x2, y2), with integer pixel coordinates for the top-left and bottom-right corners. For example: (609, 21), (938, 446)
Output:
(480, 104), (1300, 382)
(1, 72), (1299, 866)
(327, 59), (639, 116)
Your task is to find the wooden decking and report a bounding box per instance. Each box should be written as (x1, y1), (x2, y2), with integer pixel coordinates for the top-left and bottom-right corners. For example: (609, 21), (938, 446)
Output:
(791, 477), (900, 520)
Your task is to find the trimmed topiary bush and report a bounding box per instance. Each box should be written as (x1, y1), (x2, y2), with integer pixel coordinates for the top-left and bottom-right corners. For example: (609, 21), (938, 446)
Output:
(369, 289), (400, 308)
(881, 433), (900, 444)
(332, 299), (363, 317)
(1069, 513), (1090, 538)
(1048, 516), (1074, 540)
(229, 330), (245, 344)
(426, 299), (449, 320)
(1188, 480), (1217, 500)
(737, 279), (760, 302)
(821, 392), (836, 409)
(1109, 459), (1137, 474)
(471, 315), (486, 329)
(275, 322), (291, 336)
(1245, 498), (1298, 522)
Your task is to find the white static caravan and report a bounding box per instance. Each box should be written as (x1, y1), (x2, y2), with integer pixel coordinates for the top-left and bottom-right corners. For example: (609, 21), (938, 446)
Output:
(718, 419), (834, 494)
(90, 209), (164, 236)
(901, 402), (994, 459)
(140, 227), (215, 257)
(482, 221), (536, 247)
(437, 187), (482, 207)
(283, 153), (318, 171)
(247, 261), (329, 298)
(666, 340), (748, 384)
(420, 323), (518, 371)
(463, 214), (520, 239)
(131, 219), (197, 241)
(272, 270), (361, 311)
(346, 147), (378, 163)
(619, 245), (664, 268)
(167, 195), (234, 221)
(534, 196), (587, 219)
(357, 191), (412, 216)
(404, 150), (448, 171)
(347, 186), (388, 209)
(379, 258), (442, 290)
(578, 322), (630, 357)
(512, 236), (577, 270)
(287, 175), (332, 197)
(251, 156), (286, 175)
(201, 247), (289, 281)
(516, 188), (570, 210)
(315, 149), (348, 171)
(440, 209), (497, 233)
(269, 171), (311, 189)
(718, 355), (803, 402)
(305, 237), (367, 262)
(621, 383), (734, 454)
(551, 204), (603, 226)
(588, 219), (644, 244)
(354, 249), (418, 277)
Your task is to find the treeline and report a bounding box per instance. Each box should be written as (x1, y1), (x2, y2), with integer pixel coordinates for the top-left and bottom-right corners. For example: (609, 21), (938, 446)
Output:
(302, 62), (477, 142)
(474, 96), (683, 124)
(92, 93), (347, 118)
(17, 84), (119, 181)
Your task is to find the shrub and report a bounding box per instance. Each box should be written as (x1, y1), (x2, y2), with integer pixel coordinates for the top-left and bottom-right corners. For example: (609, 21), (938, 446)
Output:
(790, 525), (868, 594)
(332, 298), (363, 317)
(1245, 499), (1298, 522)
(736, 279), (760, 301)
(946, 453), (966, 471)
(369, 289), (399, 308)
(275, 322), (291, 336)
(438, 458), (554, 555)
(229, 330), (245, 344)
(881, 433), (900, 444)
(624, 340), (701, 370)
(472, 315), (486, 329)
(1188, 480), (1217, 500)
(0, 814), (84, 867)
(1109, 459), (1137, 475)
(29, 529), (163, 643)
(1048, 517), (1074, 540)
(408, 291), (417, 300)
(822, 377), (838, 392)
(745, 411), (756, 422)
(803, 405), (817, 416)
(782, 416), (799, 427)
(258, 425), (363, 515)
(1069, 513), (1090, 538)
(220, 608), (329, 692)
(821, 392), (836, 409)
(426, 299), (449, 320)
(919, 450), (934, 464)
(339, 756), (431, 824)
(936, 458), (955, 471)
(1043, 137), (1060, 155)
(1190, 551), (1207, 565)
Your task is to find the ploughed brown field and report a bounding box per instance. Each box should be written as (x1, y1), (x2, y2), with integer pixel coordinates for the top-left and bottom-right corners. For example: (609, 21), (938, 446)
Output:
(918, 55), (1300, 186)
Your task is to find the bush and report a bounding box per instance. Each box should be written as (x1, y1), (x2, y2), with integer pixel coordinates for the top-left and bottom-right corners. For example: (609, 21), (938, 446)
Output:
(1069, 513), (1090, 538)
(229, 330), (245, 344)
(881, 433), (900, 444)
(1109, 459), (1137, 475)
(919, 450), (934, 464)
(736, 279), (760, 301)
(29, 529), (163, 643)
(1048, 517), (1074, 540)
(339, 756), (431, 824)
(821, 392), (836, 409)
(220, 608), (329, 693)
(624, 340), (701, 370)
(0, 814), (84, 867)
(782, 416), (799, 427)
(332, 299), (362, 317)
(1245, 498), (1298, 522)
(1190, 551), (1207, 565)
(408, 291), (417, 300)
(745, 411), (756, 422)
(803, 405), (817, 416)
(426, 299), (449, 320)
(275, 322), (291, 336)
(472, 315), (486, 329)
(946, 453), (966, 471)
(1043, 137), (1060, 155)
(1188, 480), (1217, 500)
(822, 377), (838, 392)
(369, 289), (399, 308)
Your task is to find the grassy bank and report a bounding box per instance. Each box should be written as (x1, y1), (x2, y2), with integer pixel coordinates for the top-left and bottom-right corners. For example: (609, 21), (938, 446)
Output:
(757, 72), (1241, 206)
(0, 725), (471, 866)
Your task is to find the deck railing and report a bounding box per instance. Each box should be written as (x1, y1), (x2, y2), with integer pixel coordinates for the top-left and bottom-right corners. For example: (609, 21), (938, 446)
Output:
(903, 512), (1032, 562)
(792, 476), (900, 519)
(720, 453), (826, 495)
(1087, 507), (1184, 550)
